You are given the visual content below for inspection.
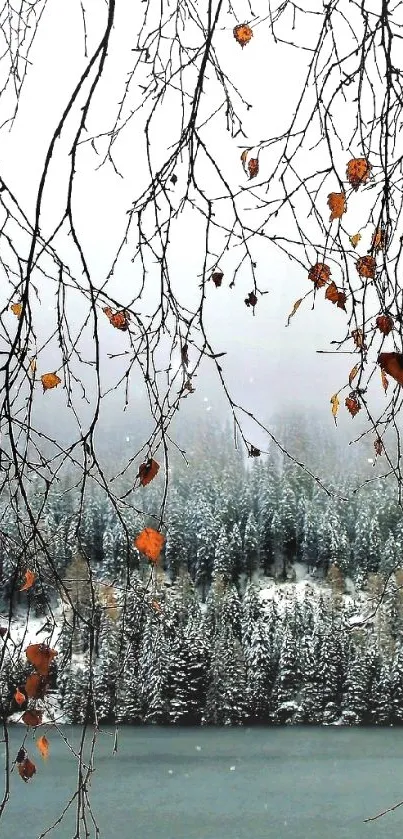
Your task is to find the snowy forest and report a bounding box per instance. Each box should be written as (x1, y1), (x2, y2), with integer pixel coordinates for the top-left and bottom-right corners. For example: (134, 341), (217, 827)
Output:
(2, 411), (403, 728)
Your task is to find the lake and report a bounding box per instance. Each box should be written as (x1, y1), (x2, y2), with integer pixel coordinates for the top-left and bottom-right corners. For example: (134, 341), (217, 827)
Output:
(1, 726), (403, 838)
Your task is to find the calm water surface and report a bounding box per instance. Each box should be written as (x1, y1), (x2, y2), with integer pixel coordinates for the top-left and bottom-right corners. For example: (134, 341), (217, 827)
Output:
(1, 726), (403, 839)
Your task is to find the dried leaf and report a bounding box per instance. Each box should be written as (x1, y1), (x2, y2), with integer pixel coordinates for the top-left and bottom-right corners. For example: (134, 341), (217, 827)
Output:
(26, 644), (57, 676)
(381, 368), (389, 393)
(327, 192), (346, 221)
(22, 710), (42, 727)
(244, 291), (257, 308)
(352, 328), (364, 349)
(36, 735), (49, 760)
(41, 372), (61, 393)
(14, 688), (25, 706)
(346, 158), (371, 191)
(181, 344), (189, 367)
(376, 314), (393, 335)
(20, 569), (36, 592)
(356, 255), (376, 279)
(308, 262), (331, 288)
(0, 627), (7, 638)
(25, 674), (47, 699)
(349, 233), (361, 249)
(248, 158), (259, 179)
(233, 23), (253, 47)
(372, 228), (386, 252)
(10, 302), (22, 318)
(29, 358), (37, 375)
(286, 298), (302, 326)
(138, 458), (160, 487)
(103, 307), (129, 331)
(378, 352), (403, 386)
(240, 150), (249, 167)
(211, 271), (223, 287)
(134, 528), (165, 563)
(18, 757), (36, 782)
(330, 393), (339, 424)
(374, 438), (383, 456)
(249, 445), (261, 457)
(325, 282), (347, 310)
(348, 364), (360, 387)
(345, 395), (361, 417)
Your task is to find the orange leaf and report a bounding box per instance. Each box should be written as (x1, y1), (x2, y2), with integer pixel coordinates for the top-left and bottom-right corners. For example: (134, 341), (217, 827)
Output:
(138, 459), (160, 487)
(327, 192), (346, 221)
(10, 302), (22, 318)
(308, 262), (331, 288)
(22, 710), (42, 727)
(103, 307), (130, 331)
(41, 372), (61, 392)
(233, 23), (253, 47)
(14, 688), (25, 706)
(25, 674), (47, 699)
(346, 158), (371, 191)
(18, 757), (36, 782)
(381, 368), (389, 393)
(356, 255), (376, 279)
(345, 395), (361, 417)
(20, 569), (36, 591)
(36, 735), (49, 760)
(325, 282), (347, 310)
(286, 298), (302, 326)
(376, 314), (393, 335)
(134, 528), (165, 563)
(349, 233), (361, 249)
(372, 228), (386, 252)
(26, 644), (57, 676)
(378, 352), (403, 386)
(348, 364), (360, 387)
(248, 158), (259, 179)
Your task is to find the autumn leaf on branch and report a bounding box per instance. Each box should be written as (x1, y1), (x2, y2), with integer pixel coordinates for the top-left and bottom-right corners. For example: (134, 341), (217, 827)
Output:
(14, 688), (26, 706)
(211, 271), (223, 287)
(10, 302), (22, 318)
(26, 644), (57, 676)
(36, 735), (49, 760)
(22, 710), (42, 727)
(376, 315), (393, 335)
(345, 394), (361, 416)
(348, 364), (360, 387)
(286, 298), (302, 326)
(103, 306), (130, 331)
(233, 23), (253, 47)
(138, 458), (160, 486)
(20, 569), (36, 591)
(41, 372), (61, 393)
(18, 756), (36, 782)
(378, 352), (403, 386)
(346, 158), (371, 190)
(351, 328), (365, 349)
(374, 438), (383, 456)
(25, 674), (47, 699)
(247, 158), (259, 179)
(349, 233), (361, 249)
(330, 393), (339, 424)
(325, 282), (346, 310)
(249, 445), (261, 457)
(308, 263), (331, 288)
(134, 528), (165, 563)
(372, 228), (386, 252)
(327, 192), (346, 221)
(356, 255), (376, 279)
(244, 291), (257, 308)
(381, 368), (389, 393)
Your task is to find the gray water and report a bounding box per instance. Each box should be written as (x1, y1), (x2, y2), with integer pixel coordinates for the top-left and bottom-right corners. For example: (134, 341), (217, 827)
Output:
(1, 726), (403, 839)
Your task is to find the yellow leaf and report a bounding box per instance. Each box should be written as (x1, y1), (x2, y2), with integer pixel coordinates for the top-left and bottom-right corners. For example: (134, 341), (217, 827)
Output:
(330, 393), (339, 424)
(41, 372), (61, 392)
(10, 302), (22, 318)
(286, 298), (302, 327)
(349, 233), (361, 249)
(348, 364), (360, 387)
(36, 735), (49, 760)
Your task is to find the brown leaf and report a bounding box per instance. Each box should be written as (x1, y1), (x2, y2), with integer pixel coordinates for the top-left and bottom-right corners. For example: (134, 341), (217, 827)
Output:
(10, 302), (22, 318)
(248, 158), (259, 179)
(349, 233), (361, 249)
(14, 688), (26, 706)
(327, 192), (346, 221)
(233, 23), (253, 47)
(376, 314), (393, 335)
(181, 344), (189, 367)
(36, 735), (49, 760)
(346, 158), (371, 191)
(25, 674), (47, 700)
(29, 358), (37, 375)
(378, 352), (403, 386)
(211, 271), (223, 287)
(348, 364), (360, 387)
(134, 528), (165, 563)
(26, 644), (57, 676)
(374, 438), (383, 456)
(372, 228), (386, 252)
(244, 291), (257, 308)
(41, 372), (61, 393)
(249, 445), (261, 457)
(351, 328), (364, 349)
(286, 298), (302, 326)
(330, 393), (339, 424)
(20, 570), (36, 592)
(381, 368), (389, 393)
(308, 262), (331, 288)
(18, 757), (36, 782)
(152, 599), (161, 612)
(325, 282), (347, 310)
(356, 255), (376, 279)
(345, 395), (361, 417)
(22, 710), (42, 727)
(103, 307), (129, 331)
(138, 458), (160, 487)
